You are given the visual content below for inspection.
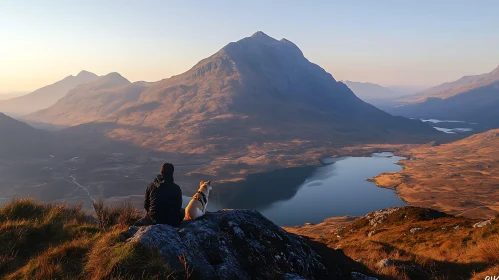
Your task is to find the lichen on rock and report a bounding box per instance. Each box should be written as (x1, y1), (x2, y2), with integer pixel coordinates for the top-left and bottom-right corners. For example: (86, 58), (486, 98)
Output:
(127, 209), (329, 279)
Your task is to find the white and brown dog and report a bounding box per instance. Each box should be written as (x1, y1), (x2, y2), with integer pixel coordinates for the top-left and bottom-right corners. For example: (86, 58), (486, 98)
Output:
(184, 180), (212, 220)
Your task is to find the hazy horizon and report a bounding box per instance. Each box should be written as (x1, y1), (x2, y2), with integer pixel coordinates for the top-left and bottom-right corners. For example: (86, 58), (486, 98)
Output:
(1, 0), (498, 92)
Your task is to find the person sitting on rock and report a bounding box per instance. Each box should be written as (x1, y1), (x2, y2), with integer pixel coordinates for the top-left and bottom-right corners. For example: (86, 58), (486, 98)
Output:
(136, 163), (185, 226)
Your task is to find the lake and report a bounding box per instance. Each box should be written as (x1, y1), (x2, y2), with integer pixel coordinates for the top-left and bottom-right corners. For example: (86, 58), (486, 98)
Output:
(191, 152), (407, 226)
(420, 119), (477, 134)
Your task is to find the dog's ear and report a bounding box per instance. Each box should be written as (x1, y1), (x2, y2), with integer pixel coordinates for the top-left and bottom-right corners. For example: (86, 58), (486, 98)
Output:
(200, 180), (205, 185)
(207, 180), (211, 185)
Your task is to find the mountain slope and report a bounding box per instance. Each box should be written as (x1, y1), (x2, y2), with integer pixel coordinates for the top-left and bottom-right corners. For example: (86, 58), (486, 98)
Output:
(398, 65), (499, 103)
(372, 128), (499, 219)
(387, 80), (499, 128)
(343, 80), (404, 101)
(24, 32), (444, 175)
(0, 71), (99, 116)
(0, 113), (52, 158)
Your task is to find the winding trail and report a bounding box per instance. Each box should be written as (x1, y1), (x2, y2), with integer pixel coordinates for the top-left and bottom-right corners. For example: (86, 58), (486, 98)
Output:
(68, 175), (96, 203)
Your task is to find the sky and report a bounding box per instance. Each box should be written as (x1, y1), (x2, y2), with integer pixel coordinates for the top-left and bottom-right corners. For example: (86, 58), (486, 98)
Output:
(1, 0), (499, 93)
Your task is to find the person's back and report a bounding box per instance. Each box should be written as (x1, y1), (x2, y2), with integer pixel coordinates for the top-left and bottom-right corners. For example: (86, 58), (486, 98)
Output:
(143, 163), (185, 226)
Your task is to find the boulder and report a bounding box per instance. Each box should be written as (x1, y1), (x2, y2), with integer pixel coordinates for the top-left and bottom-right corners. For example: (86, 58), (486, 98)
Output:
(127, 210), (329, 279)
(366, 208), (401, 227)
(351, 271), (379, 280)
(473, 219), (492, 228)
(376, 258), (394, 268)
(409, 227), (422, 233)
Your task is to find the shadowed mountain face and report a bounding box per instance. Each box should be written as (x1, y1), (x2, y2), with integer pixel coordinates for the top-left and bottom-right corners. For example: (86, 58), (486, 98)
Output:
(25, 32), (441, 162)
(0, 71), (99, 116)
(388, 80), (499, 128)
(398, 65), (499, 103)
(0, 113), (52, 158)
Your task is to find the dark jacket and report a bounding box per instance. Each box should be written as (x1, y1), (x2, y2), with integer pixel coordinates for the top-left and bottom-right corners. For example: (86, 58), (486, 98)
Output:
(144, 174), (183, 225)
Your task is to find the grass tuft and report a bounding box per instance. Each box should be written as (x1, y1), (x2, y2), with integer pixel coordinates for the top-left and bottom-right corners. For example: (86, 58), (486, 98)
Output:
(93, 199), (140, 229)
(0, 197), (175, 280)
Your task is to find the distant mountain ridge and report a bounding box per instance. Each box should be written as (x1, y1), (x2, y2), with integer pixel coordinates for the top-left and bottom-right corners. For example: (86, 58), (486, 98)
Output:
(398, 65), (499, 103)
(343, 80), (405, 101)
(26, 72), (144, 125)
(0, 71), (99, 116)
(387, 66), (499, 128)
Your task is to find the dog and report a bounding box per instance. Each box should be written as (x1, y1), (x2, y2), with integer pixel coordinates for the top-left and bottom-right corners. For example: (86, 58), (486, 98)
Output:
(184, 180), (212, 220)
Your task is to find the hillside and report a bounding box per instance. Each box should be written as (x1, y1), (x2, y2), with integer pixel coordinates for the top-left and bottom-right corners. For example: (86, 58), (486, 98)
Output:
(0, 113), (211, 208)
(398, 65), (499, 103)
(387, 80), (499, 128)
(371, 129), (499, 219)
(0, 71), (99, 116)
(285, 206), (499, 280)
(0, 113), (52, 158)
(24, 32), (445, 177)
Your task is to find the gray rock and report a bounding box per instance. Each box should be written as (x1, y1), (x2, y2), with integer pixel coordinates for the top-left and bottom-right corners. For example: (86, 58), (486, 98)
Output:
(409, 227), (422, 233)
(283, 273), (307, 280)
(376, 258), (394, 268)
(351, 272), (379, 280)
(473, 219), (492, 228)
(128, 210), (328, 279)
(366, 208), (401, 227)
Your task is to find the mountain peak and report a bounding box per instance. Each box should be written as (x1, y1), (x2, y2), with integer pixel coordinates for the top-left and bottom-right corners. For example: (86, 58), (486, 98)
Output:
(246, 31), (280, 44)
(104, 72), (126, 79)
(250, 31), (271, 39)
(77, 70), (93, 76)
(95, 72), (130, 88)
(222, 31), (303, 59)
(76, 70), (98, 80)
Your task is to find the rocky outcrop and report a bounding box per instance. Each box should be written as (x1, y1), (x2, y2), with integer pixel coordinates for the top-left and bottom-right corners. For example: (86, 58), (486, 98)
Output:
(366, 207), (401, 227)
(125, 210), (332, 280)
(473, 219), (493, 228)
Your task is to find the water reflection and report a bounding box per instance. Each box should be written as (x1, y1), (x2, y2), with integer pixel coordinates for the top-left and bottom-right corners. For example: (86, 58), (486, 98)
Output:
(202, 152), (407, 226)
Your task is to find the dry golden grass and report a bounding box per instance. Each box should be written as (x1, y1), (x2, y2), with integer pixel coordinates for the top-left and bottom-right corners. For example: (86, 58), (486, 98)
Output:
(372, 129), (499, 219)
(84, 229), (172, 280)
(285, 207), (499, 280)
(0, 198), (182, 280)
(92, 199), (140, 229)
